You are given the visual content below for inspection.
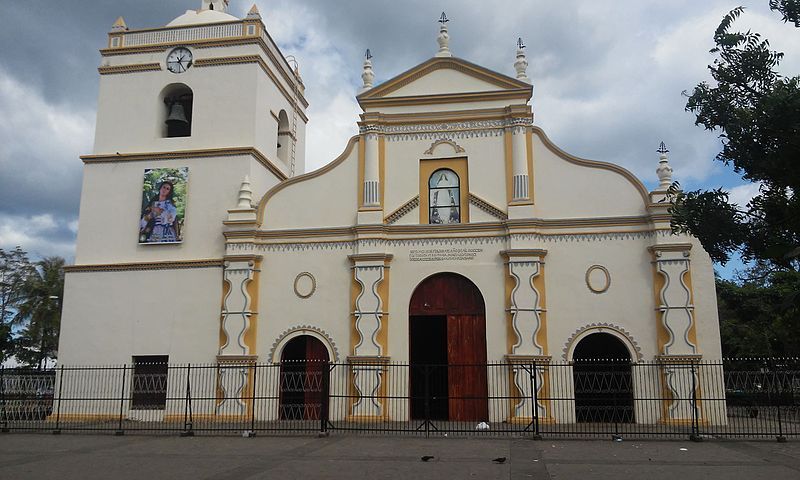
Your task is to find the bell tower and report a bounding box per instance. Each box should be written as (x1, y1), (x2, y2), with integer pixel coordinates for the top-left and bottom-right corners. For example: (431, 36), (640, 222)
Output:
(76, 0), (309, 266)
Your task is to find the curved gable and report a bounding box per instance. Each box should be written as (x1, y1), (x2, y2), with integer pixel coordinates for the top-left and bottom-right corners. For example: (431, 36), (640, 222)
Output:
(531, 127), (650, 218)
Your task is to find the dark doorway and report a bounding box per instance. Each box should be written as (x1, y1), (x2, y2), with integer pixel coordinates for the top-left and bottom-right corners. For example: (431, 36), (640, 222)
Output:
(279, 335), (329, 420)
(572, 333), (634, 423)
(409, 272), (488, 422)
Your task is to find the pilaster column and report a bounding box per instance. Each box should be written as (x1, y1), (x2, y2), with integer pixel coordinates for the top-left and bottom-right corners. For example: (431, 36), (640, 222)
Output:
(649, 244), (701, 424)
(505, 355), (551, 423)
(650, 244), (696, 356)
(362, 127), (381, 207)
(502, 249), (549, 423)
(217, 255), (261, 416)
(511, 124), (530, 201)
(348, 253), (392, 419)
(502, 249), (547, 356)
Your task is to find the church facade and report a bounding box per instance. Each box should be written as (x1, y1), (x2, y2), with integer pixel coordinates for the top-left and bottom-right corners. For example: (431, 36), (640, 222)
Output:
(58, 1), (723, 426)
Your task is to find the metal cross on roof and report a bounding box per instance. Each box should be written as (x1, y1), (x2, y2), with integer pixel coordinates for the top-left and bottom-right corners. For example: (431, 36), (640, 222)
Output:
(657, 141), (669, 155)
(439, 12), (449, 24)
(365, 49), (372, 60)
(517, 37), (526, 49)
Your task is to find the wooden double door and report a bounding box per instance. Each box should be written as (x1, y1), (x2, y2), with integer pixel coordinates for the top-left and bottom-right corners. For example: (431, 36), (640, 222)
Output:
(409, 273), (488, 422)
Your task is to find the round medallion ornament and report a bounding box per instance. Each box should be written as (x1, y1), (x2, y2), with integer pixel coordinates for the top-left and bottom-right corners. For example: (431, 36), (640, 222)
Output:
(585, 265), (611, 294)
(293, 272), (316, 299)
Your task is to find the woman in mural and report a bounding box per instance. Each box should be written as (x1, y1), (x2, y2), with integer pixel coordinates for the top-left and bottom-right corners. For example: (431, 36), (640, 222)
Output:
(139, 181), (179, 243)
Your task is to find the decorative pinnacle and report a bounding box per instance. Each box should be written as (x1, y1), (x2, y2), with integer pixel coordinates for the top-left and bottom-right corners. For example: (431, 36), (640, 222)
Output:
(360, 49), (375, 94)
(237, 175), (254, 209)
(246, 4), (261, 19)
(111, 16), (128, 32)
(514, 37), (530, 83)
(435, 12), (452, 57)
(656, 141), (673, 189)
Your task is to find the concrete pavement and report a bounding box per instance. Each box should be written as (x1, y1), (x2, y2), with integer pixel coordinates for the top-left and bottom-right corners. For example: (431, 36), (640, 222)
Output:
(1, 434), (799, 479)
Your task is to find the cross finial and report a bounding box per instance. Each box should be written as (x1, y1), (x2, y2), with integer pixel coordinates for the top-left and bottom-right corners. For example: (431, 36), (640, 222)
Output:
(514, 37), (530, 83)
(656, 141), (673, 189)
(360, 49), (375, 94)
(436, 12), (452, 57)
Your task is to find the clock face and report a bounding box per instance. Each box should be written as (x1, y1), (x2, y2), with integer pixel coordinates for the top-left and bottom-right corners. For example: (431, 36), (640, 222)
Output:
(166, 47), (193, 74)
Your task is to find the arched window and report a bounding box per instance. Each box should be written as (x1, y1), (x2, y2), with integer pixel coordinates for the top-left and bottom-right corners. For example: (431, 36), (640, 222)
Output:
(276, 109), (290, 164)
(161, 84), (193, 138)
(428, 168), (460, 224)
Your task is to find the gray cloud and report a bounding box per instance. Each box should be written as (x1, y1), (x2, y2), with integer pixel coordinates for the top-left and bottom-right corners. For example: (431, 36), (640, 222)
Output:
(0, 0), (797, 262)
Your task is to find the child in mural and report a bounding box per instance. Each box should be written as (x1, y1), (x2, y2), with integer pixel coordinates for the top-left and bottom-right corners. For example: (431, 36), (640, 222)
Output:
(139, 181), (178, 242)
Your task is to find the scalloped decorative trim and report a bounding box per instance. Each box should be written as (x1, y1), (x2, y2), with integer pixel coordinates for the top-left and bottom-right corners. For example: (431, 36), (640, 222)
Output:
(424, 138), (465, 155)
(269, 325), (339, 363)
(562, 323), (643, 361)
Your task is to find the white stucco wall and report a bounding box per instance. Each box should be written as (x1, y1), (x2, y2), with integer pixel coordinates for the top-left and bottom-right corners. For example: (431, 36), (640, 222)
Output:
(58, 268), (222, 366)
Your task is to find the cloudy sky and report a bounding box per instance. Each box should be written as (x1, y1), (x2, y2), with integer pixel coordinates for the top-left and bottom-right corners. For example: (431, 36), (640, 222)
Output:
(0, 0), (797, 274)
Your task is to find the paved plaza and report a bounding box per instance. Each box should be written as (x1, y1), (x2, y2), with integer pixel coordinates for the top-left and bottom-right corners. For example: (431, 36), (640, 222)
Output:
(1, 433), (799, 479)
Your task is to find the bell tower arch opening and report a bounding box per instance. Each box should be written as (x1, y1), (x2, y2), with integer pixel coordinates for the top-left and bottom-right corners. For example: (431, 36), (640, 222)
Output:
(160, 83), (193, 138)
(408, 272), (488, 422)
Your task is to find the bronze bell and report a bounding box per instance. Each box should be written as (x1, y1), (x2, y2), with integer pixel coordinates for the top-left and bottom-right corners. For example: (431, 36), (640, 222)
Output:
(165, 102), (189, 128)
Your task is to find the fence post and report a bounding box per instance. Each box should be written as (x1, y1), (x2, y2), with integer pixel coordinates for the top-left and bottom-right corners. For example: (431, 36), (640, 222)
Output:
(0, 365), (7, 433)
(424, 365), (430, 439)
(250, 363), (258, 436)
(319, 361), (330, 437)
(611, 362), (621, 441)
(53, 365), (64, 434)
(530, 364), (542, 440)
(180, 363), (193, 437)
(774, 368), (786, 443)
(689, 362), (702, 442)
(115, 364), (127, 436)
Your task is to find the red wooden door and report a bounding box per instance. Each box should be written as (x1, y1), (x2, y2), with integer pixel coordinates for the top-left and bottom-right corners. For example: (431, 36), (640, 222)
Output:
(409, 273), (488, 422)
(447, 314), (489, 421)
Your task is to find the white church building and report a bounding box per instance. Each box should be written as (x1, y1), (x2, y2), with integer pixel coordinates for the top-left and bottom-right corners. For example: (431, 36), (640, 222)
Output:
(57, 1), (723, 426)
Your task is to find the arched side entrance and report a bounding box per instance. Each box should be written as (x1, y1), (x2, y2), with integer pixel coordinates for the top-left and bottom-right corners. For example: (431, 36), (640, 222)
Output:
(279, 335), (329, 420)
(572, 332), (634, 423)
(409, 272), (488, 422)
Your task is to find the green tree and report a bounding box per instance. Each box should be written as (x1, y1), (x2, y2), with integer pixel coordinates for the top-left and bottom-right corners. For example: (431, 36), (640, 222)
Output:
(673, 5), (800, 271)
(0, 246), (33, 363)
(716, 270), (800, 357)
(13, 257), (65, 370)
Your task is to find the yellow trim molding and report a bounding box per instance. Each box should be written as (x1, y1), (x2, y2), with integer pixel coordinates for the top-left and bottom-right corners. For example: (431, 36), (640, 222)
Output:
(82, 147), (287, 181)
(358, 57), (532, 100)
(98, 63), (161, 75)
(65, 259), (223, 273)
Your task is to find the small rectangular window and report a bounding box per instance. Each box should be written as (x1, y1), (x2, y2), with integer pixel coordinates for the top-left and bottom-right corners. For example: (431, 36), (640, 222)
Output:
(131, 355), (169, 410)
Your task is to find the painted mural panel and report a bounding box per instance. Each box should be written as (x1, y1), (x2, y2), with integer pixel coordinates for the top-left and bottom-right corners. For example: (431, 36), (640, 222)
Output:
(138, 167), (188, 244)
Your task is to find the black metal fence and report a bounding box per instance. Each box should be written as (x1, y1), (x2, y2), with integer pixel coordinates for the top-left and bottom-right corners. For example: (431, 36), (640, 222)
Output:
(1, 358), (798, 440)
